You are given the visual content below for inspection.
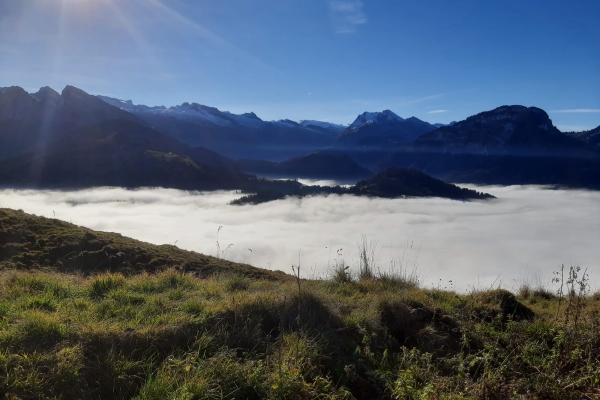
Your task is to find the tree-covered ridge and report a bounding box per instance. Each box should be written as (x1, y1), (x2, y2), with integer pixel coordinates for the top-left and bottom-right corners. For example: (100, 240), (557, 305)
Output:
(347, 168), (494, 200)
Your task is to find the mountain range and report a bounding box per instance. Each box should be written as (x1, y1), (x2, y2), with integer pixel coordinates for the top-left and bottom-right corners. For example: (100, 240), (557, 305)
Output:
(0, 84), (598, 196)
(357, 106), (600, 188)
(98, 95), (342, 161)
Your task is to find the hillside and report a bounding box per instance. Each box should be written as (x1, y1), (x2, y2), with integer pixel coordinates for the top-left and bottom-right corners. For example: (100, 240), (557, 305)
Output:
(0, 122), (250, 191)
(232, 168), (494, 205)
(347, 168), (494, 200)
(236, 152), (372, 180)
(0, 209), (599, 399)
(0, 208), (283, 279)
(567, 125), (600, 153)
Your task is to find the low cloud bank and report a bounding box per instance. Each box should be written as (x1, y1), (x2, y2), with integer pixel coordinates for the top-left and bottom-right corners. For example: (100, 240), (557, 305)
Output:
(0, 186), (598, 292)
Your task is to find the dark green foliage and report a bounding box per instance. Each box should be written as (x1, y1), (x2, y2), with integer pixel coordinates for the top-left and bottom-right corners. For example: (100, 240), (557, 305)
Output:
(347, 168), (495, 200)
(470, 289), (535, 321)
(231, 168), (494, 205)
(230, 189), (286, 205)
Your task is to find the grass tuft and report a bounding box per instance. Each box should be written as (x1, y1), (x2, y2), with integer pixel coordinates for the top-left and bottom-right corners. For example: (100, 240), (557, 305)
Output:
(88, 273), (125, 298)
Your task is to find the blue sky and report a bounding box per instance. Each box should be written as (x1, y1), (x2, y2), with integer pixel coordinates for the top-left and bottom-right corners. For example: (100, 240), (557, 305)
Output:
(1, 0), (599, 130)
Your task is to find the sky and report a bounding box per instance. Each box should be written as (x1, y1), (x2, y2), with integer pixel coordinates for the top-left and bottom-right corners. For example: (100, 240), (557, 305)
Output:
(0, 186), (598, 292)
(1, 0), (599, 130)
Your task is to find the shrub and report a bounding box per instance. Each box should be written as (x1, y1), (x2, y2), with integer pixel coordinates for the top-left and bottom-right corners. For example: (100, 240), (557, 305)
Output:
(224, 275), (250, 292)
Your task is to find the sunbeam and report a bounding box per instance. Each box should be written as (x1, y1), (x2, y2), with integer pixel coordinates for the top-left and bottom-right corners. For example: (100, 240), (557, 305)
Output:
(140, 0), (277, 73)
(103, 0), (166, 77)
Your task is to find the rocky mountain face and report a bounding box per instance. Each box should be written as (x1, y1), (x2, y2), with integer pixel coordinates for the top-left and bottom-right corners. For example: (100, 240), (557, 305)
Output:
(415, 105), (586, 155)
(361, 106), (600, 188)
(334, 110), (436, 147)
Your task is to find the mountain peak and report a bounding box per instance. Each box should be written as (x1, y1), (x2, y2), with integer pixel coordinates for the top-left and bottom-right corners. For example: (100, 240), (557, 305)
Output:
(467, 105), (550, 124)
(61, 85), (90, 101)
(277, 119), (300, 127)
(0, 86), (28, 97)
(32, 86), (60, 104)
(415, 105), (576, 152)
(242, 112), (261, 121)
(349, 110), (404, 129)
(297, 120), (346, 131)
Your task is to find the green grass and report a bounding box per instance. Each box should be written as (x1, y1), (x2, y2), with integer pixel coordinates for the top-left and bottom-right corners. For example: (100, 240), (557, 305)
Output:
(0, 268), (598, 399)
(1, 208), (599, 399)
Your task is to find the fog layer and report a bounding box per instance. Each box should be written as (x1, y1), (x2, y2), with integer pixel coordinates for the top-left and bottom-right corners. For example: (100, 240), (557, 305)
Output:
(0, 186), (598, 292)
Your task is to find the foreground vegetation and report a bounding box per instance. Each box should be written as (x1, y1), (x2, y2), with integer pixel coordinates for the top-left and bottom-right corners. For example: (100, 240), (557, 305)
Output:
(1, 209), (599, 399)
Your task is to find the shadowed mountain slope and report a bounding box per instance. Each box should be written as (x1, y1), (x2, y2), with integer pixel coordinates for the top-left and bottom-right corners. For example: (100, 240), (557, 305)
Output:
(0, 120), (249, 190)
(567, 125), (600, 153)
(235, 152), (372, 179)
(0, 86), (139, 159)
(414, 105), (588, 155)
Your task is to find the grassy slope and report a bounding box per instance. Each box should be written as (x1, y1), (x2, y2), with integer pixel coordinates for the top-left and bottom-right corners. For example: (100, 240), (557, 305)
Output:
(0, 208), (285, 280)
(0, 209), (599, 400)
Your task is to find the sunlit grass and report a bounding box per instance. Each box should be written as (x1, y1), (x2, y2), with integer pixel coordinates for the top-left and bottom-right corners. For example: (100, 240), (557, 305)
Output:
(1, 208), (599, 399)
(0, 267), (599, 399)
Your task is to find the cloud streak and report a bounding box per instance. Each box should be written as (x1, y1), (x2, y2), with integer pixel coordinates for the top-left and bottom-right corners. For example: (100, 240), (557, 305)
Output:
(330, 1), (367, 34)
(428, 109), (449, 114)
(552, 109), (600, 113)
(0, 186), (598, 292)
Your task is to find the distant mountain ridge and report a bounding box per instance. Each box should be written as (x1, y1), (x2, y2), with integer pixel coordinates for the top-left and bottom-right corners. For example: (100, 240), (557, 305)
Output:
(1, 83), (599, 191)
(360, 105), (600, 188)
(566, 125), (600, 153)
(235, 152), (372, 180)
(0, 85), (139, 158)
(297, 120), (346, 131)
(334, 110), (437, 147)
(98, 95), (343, 160)
(414, 105), (587, 155)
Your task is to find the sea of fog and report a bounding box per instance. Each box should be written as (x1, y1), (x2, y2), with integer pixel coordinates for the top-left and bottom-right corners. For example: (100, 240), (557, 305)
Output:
(0, 186), (598, 292)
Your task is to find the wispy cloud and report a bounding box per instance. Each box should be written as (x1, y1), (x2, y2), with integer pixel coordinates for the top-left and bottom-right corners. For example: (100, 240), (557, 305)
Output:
(330, 1), (367, 34)
(428, 109), (449, 114)
(552, 109), (600, 113)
